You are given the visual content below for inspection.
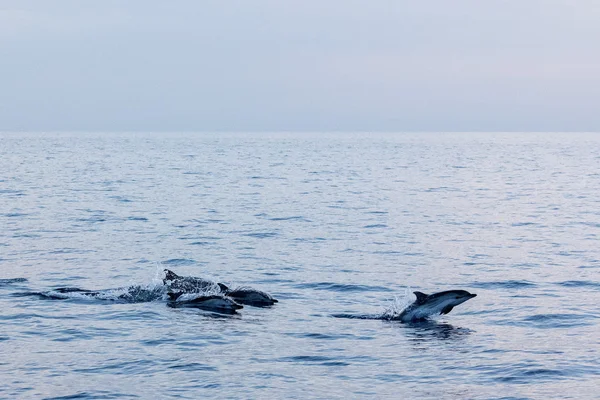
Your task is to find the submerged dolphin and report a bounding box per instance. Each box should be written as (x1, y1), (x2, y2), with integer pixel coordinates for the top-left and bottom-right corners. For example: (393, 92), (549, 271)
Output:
(167, 292), (243, 314)
(163, 269), (278, 307)
(397, 290), (477, 322)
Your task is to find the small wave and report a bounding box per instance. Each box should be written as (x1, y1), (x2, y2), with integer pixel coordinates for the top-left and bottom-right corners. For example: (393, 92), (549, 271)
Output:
(331, 313), (381, 320)
(0, 312), (79, 320)
(470, 280), (537, 289)
(520, 313), (597, 328)
(0, 189), (25, 196)
(363, 224), (388, 229)
(492, 367), (568, 384)
(555, 280), (600, 289)
(578, 264), (599, 269)
(108, 195), (133, 203)
(511, 222), (537, 227)
(127, 216), (148, 221)
(13, 233), (41, 238)
(242, 232), (278, 239)
(49, 248), (95, 255)
(0, 278), (28, 286)
(179, 235), (221, 241)
(276, 355), (350, 367)
(293, 237), (327, 242)
(424, 186), (461, 192)
(167, 363), (217, 372)
(74, 217), (109, 223)
(43, 391), (139, 399)
(268, 216), (308, 222)
(294, 282), (393, 292)
(285, 332), (356, 340)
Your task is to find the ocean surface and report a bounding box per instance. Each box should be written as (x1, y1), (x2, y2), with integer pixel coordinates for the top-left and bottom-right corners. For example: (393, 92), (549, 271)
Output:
(1, 132), (599, 399)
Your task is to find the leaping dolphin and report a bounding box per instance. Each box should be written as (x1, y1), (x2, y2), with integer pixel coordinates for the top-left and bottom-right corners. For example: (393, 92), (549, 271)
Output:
(332, 289), (477, 322)
(397, 290), (477, 322)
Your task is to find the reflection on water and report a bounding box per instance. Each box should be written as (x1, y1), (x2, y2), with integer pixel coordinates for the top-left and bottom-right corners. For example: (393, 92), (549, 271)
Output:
(401, 321), (473, 342)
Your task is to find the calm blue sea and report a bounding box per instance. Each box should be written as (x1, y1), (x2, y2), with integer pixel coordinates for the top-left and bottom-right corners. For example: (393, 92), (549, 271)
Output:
(1, 132), (599, 399)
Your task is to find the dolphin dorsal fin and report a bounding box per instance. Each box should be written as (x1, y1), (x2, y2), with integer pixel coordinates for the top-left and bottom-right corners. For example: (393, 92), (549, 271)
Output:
(217, 283), (230, 293)
(413, 291), (428, 304)
(164, 269), (180, 281)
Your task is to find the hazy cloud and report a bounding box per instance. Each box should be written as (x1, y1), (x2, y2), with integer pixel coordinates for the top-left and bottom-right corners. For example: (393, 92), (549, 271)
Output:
(1, 0), (599, 131)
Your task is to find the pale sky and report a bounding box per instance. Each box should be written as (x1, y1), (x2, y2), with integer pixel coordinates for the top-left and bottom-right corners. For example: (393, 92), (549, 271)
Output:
(1, 0), (599, 132)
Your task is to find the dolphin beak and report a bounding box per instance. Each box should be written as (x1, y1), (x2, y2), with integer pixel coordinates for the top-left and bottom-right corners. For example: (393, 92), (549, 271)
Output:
(470, 293), (477, 298)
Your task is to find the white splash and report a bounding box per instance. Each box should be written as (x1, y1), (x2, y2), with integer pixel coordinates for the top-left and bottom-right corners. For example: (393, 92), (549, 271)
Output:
(380, 287), (414, 320)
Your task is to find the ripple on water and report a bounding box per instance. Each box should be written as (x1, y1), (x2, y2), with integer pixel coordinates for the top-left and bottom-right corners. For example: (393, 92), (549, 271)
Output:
(492, 313), (599, 329)
(0, 189), (26, 196)
(276, 355), (372, 367)
(293, 282), (394, 292)
(73, 359), (158, 375)
(554, 280), (600, 289)
(522, 313), (598, 328)
(0, 278), (28, 286)
(0, 312), (79, 321)
(52, 328), (93, 342)
(469, 280), (537, 289)
(268, 216), (309, 222)
(126, 216), (148, 221)
(3, 212), (29, 217)
(241, 232), (279, 238)
(491, 366), (568, 384)
(42, 391), (140, 399)
(140, 338), (177, 347)
(167, 363), (217, 372)
(284, 332), (360, 340)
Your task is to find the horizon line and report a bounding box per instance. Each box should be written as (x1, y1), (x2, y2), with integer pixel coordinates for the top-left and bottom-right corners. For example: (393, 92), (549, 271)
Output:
(2, 130), (600, 134)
